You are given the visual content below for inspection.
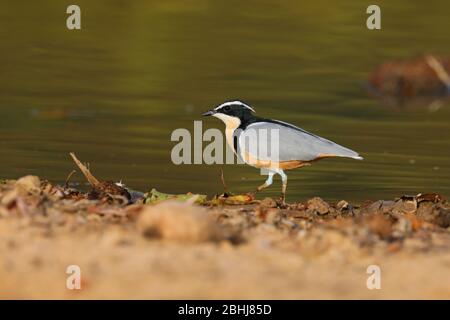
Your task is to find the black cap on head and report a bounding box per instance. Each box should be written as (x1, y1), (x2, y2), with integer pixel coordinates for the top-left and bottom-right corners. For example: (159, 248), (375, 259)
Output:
(202, 100), (255, 119)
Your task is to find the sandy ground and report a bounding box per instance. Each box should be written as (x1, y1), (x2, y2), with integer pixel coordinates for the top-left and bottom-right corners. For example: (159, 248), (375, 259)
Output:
(1, 176), (450, 299)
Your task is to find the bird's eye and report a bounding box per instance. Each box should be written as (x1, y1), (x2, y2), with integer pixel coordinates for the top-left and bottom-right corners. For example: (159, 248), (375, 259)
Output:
(223, 106), (231, 112)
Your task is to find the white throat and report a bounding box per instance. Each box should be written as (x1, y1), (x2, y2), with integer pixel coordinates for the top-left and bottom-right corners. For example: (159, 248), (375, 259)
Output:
(212, 113), (241, 153)
(212, 113), (241, 130)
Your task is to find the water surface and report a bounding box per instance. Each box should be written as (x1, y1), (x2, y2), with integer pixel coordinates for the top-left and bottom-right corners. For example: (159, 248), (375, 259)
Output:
(1, 1), (449, 201)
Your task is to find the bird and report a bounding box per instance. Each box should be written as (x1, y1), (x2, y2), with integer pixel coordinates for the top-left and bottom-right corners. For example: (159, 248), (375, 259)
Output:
(202, 100), (363, 204)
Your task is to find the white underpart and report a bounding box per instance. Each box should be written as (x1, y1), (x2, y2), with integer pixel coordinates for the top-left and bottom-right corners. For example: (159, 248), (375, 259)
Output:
(214, 100), (256, 113)
(213, 112), (288, 191)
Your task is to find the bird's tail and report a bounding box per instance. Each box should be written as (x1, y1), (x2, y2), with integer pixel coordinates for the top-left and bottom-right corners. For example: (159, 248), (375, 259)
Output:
(332, 145), (364, 160)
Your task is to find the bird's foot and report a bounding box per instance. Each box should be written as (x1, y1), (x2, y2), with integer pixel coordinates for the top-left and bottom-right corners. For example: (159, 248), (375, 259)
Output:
(276, 195), (288, 208)
(250, 187), (263, 197)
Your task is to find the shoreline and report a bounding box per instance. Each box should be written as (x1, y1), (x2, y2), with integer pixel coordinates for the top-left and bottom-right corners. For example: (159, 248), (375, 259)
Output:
(1, 175), (449, 299)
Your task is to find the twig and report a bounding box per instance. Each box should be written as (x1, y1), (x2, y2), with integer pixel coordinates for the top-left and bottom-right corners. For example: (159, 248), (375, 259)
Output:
(64, 170), (76, 188)
(220, 168), (228, 193)
(69, 152), (101, 187)
(426, 55), (450, 87)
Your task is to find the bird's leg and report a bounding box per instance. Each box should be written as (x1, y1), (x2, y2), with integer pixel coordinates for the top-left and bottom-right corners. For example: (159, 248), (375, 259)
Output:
(256, 171), (274, 193)
(279, 170), (288, 206)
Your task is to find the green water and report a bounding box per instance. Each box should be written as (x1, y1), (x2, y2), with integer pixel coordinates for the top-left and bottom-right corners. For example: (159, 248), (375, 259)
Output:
(1, 1), (449, 201)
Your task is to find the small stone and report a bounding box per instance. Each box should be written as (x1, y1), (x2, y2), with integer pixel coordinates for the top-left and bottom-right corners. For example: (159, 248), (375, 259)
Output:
(137, 201), (223, 243)
(364, 200), (395, 215)
(307, 197), (330, 215)
(336, 200), (349, 211)
(260, 197), (277, 208)
(393, 197), (417, 215)
(434, 207), (450, 228)
(15, 175), (41, 194)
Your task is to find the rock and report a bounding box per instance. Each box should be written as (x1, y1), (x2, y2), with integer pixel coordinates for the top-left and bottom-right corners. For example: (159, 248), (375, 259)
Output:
(137, 201), (223, 243)
(416, 202), (450, 228)
(416, 201), (435, 220)
(14, 175), (41, 195)
(393, 196), (417, 215)
(336, 200), (349, 211)
(260, 197), (277, 208)
(363, 200), (395, 215)
(306, 197), (330, 215)
(434, 207), (450, 228)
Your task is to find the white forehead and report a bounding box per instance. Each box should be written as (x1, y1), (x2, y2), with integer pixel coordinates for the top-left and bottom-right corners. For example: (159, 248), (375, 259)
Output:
(214, 101), (255, 113)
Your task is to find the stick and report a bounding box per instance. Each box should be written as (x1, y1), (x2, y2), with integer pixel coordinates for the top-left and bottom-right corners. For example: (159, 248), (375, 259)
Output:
(64, 170), (76, 188)
(426, 55), (450, 87)
(220, 168), (228, 193)
(69, 152), (101, 187)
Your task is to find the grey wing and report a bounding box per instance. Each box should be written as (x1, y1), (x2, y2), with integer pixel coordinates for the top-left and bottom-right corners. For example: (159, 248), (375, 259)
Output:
(238, 121), (361, 162)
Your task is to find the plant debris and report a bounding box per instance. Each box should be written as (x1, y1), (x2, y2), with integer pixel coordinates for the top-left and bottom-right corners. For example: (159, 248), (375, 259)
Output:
(144, 188), (207, 205)
(209, 192), (256, 205)
(0, 154), (449, 298)
(70, 153), (132, 204)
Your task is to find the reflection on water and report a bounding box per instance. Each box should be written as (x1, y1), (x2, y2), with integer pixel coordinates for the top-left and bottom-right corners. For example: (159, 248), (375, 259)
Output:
(0, 1), (449, 201)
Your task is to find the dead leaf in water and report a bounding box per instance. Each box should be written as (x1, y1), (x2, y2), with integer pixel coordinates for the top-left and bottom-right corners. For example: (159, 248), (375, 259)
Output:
(209, 193), (255, 205)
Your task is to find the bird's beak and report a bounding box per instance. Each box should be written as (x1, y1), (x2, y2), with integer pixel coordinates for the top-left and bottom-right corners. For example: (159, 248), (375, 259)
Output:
(202, 109), (216, 116)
